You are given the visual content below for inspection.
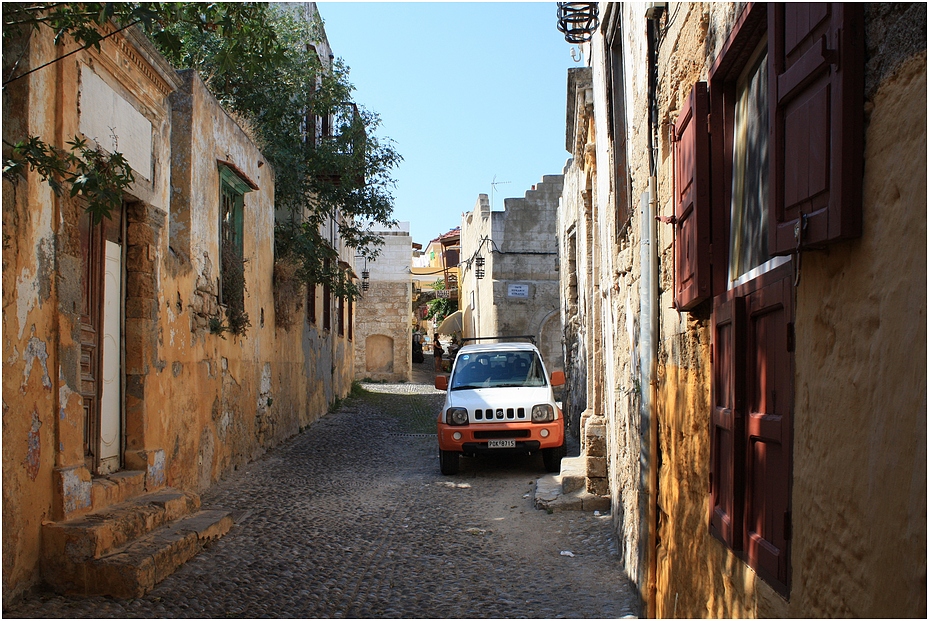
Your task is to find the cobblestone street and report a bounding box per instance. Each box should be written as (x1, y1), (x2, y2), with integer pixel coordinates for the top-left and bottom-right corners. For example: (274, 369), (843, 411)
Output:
(7, 368), (639, 618)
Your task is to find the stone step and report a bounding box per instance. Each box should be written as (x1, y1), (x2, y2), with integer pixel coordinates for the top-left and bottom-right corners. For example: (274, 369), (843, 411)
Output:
(559, 456), (587, 494)
(44, 488), (200, 563)
(534, 456), (611, 513)
(42, 488), (233, 597)
(90, 470), (147, 515)
(79, 509), (233, 598)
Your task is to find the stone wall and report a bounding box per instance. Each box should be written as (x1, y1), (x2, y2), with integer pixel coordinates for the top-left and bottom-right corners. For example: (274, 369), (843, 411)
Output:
(564, 2), (927, 617)
(459, 178), (564, 372)
(354, 224), (413, 382)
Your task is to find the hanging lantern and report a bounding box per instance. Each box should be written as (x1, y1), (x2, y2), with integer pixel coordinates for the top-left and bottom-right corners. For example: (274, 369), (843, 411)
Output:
(361, 269), (370, 291)
(556, 2), (600, 44)
(474, 255), (485, 280)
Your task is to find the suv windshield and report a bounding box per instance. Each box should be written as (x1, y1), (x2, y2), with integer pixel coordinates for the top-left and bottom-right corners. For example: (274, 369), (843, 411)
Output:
(450, 350), (547, 390)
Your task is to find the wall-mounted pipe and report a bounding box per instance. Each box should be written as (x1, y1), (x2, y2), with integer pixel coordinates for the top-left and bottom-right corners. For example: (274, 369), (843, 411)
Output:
(644, 10), (661, 618)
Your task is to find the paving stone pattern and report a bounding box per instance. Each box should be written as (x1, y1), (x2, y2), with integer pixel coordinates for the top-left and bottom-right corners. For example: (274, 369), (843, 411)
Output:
(8, 374), (639, 618)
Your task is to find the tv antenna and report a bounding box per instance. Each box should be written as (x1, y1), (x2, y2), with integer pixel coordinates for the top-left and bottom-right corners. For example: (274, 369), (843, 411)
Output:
(491, 175), (511, 211)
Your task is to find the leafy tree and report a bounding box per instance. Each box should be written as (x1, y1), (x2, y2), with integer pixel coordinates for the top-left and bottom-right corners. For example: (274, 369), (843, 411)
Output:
(2, 3), (282, 223)
(3, 3), (400, 300)
(427, 279), (456, 323)
(159, 7), (401, 297)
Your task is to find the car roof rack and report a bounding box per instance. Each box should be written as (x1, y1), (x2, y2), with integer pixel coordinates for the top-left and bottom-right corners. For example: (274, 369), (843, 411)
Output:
(461, 335), (537, 345)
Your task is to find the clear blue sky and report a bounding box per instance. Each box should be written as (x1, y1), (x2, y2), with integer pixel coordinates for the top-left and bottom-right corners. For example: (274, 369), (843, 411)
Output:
(316, 2), (578, 246)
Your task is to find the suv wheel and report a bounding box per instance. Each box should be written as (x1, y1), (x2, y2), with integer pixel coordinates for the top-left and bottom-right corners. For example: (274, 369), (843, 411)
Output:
(440, 449), (459, 475)
(542, 444), (566, 473)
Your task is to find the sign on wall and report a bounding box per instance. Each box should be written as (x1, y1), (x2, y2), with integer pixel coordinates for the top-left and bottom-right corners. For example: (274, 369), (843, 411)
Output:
(507, 284), (530, 298)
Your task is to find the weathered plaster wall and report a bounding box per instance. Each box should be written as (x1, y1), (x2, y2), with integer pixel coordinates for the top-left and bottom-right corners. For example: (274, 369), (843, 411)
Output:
(3, 20), (356, 602)
(2, 24), (180, 600)
(593, 3), (928, 618)
(2, 25), (58, 599)
(788, 49), (926, 618)
(160, 71), (355, 493)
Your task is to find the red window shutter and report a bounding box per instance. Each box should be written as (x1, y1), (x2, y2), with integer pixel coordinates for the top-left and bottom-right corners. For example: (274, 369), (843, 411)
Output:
(768, 3), (865, 254)
(673, 82), (712, 310)
(742, 273), (793, 595)
(710, 292), (745, 547)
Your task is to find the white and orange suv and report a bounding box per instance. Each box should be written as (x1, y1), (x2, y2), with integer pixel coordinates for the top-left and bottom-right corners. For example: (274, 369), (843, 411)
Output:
(435, 339), (566, 475)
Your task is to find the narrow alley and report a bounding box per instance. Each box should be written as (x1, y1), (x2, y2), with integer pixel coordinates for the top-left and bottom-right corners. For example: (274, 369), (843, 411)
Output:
(6, 366), (638, 619)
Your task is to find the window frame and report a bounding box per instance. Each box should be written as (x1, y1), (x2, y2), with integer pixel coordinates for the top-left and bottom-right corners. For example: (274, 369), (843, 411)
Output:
(347, 294), (353, 341)
(323, 258), (332, 332)
(218, 164), (253, 308)
(307, 281), (317, 325)
(605, 9), (632, 238)
(706, 2), (794, 597)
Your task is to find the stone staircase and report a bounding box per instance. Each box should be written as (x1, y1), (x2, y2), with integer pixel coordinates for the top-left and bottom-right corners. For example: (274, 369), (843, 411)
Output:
(42, 474), (232, 598)
(534, 456), (611, 512)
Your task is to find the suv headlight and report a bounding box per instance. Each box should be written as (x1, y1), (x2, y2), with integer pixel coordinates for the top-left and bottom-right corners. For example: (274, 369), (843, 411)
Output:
(446, 407), (469, 426)
(531, 404), (554, 423)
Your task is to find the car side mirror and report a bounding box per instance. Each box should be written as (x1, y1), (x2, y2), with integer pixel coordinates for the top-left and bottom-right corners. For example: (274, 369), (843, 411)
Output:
(550, 371), (565, 387)
(435, 375), (448, 391)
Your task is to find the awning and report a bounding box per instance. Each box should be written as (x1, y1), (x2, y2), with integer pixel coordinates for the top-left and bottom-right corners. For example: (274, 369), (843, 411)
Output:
(436, 310), (463, 335)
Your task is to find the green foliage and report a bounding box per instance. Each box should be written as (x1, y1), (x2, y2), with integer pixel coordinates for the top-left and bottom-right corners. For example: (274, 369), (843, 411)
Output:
(2, 135), (134, 223)
(155, 6), (401, 299)
(427, 279), (456, 323)
(2, 3), (281, 85)
(2, 3), (279, 223)
(2, 3), (401, 300)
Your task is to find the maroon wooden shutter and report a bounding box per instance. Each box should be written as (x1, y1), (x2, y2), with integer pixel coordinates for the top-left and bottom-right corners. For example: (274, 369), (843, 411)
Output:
(768, 3), (864, 254)
(307, 282), (317, 325)
(673, 82), (712, 310)
(710, 292), (745, 547)
(323, 259), (332, 331)
(742, 273), (793, 595)
(347, 295), (353, 341)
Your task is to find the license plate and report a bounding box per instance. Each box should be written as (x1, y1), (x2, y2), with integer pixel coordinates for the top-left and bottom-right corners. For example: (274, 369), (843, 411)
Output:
(487, 439), (516, 448)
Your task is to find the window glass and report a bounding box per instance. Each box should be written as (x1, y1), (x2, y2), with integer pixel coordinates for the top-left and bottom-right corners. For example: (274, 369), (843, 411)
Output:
(219, 171), (246, 307)
(729, 38), (770, 283)
(450, 352), (546, 390)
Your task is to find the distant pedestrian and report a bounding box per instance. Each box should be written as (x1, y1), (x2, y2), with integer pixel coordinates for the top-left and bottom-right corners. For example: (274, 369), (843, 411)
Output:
(448, 335), (461, 364)
(433, 334), (444, 372)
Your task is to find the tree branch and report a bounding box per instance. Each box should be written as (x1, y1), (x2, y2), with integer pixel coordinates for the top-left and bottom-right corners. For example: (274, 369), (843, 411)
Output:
(3, 18), (140, 87)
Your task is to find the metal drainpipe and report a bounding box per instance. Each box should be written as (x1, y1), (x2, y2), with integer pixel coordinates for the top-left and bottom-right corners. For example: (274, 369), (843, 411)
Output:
(645, 12), (661, 619)
(646, 175), (659, 618)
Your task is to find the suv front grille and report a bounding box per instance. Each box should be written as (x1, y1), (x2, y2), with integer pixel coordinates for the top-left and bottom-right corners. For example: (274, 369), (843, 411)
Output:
(474, 407), (527, 421)
(473, 430), (531, 439)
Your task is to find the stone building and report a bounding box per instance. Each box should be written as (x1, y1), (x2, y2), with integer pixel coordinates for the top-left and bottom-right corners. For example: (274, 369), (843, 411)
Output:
(2, 6), (356, 602)
(353, 223), (414, 382)
(458, 178), (565, 374)
(557, 2), (925, 617)
(412, 227), (461, 338)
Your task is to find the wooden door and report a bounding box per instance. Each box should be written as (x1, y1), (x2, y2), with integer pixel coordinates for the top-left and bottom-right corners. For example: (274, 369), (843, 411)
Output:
(80, 209), (124, 475)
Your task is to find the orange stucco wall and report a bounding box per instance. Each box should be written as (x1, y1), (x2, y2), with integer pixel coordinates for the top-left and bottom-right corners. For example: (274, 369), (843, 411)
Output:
(3, 25), (355, 603)
(649, 7), (926, 618)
